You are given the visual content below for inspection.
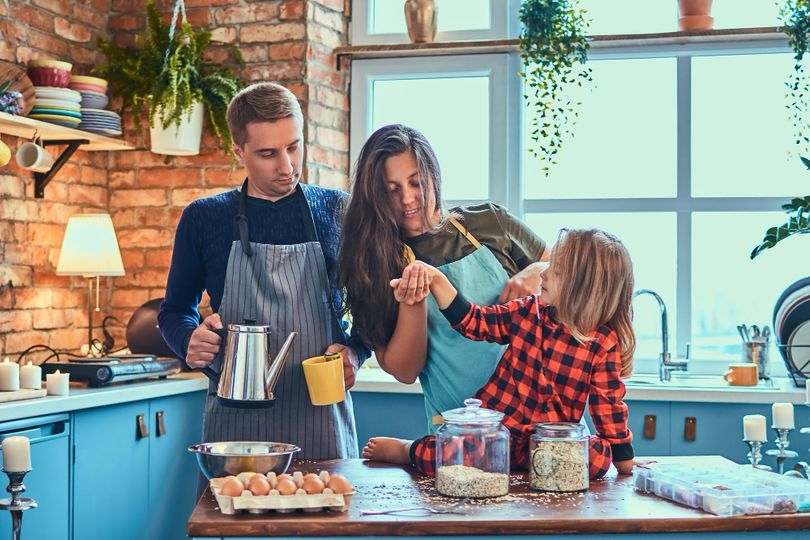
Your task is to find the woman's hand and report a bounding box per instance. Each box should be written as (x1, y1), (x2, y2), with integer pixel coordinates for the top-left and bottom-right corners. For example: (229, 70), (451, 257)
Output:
(390, 261), (438, 305)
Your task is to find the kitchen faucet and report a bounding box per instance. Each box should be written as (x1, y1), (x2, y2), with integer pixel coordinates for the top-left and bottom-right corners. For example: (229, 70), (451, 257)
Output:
(633, 289), (688, 382)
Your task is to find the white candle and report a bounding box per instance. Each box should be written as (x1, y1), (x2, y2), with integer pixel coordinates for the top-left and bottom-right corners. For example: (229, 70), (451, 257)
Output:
(0, 357), (20, 391)
(19, 361), (41, 390)
(46, 370), (69, 396)
(1, 436), (31, 472)
(772, 402), (795, 429)
(743, 414), (767, 442)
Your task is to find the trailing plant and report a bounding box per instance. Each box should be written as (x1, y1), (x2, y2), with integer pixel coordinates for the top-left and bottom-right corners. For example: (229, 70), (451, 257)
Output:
(751, 157), (810, 259)
(518, 0), (592, 176)
(94, 0), (243, 154)
(779, 0), (810, 155)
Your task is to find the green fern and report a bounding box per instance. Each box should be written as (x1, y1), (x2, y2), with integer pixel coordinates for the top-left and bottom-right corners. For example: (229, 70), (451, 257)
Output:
(94, 0), (243, 156)
(750, 156), (810, 259)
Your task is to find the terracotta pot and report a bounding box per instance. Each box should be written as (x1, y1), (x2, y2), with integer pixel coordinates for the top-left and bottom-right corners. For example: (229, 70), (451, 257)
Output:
(678, 0), (713, 17)
(679, 15), (714, 31)
(404, 0), (437, 44)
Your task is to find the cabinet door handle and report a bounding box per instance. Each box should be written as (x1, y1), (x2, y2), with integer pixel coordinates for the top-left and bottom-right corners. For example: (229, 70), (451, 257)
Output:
(684, 416), (697, 442)
(136, 414), (149, 439)
(156, 410), (166, 437)
(643, 414), (657, 439)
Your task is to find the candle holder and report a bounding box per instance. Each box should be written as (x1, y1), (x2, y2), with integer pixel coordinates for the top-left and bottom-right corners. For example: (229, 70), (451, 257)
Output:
(0, 469), (37, 540)
(743, 440), (772, 471)
(765, 427), (799, 474)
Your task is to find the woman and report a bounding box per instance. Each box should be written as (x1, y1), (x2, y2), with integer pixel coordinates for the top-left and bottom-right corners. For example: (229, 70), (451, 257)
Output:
(339, 124), (548, 431)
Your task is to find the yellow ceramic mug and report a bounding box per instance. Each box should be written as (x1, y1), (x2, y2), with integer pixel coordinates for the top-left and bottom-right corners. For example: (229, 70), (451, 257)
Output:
(302, 353), (345, 406)
(0, 138), (10, 167)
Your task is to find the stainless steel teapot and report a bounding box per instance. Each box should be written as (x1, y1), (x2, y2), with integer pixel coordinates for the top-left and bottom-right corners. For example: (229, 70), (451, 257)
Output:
(202, 321), (297, 407)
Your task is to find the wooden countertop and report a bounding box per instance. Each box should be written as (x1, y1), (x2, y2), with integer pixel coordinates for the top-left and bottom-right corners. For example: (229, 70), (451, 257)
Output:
(187, 456), (810, 537)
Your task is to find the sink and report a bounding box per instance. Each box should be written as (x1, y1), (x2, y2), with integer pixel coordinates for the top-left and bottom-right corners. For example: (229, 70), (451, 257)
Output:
(625, 373), (778, 391)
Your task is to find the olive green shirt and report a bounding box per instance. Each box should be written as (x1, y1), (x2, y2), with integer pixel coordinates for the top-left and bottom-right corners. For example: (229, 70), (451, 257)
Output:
(404, 203), (546, 276)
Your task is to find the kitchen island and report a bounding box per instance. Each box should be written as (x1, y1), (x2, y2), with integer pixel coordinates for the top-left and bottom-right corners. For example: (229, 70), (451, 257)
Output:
(188, 456), (810, 539)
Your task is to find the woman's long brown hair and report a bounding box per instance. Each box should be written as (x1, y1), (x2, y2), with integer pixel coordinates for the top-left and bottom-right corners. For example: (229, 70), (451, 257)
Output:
(339, 124), (443, 349)
(552, 229), (636, 377)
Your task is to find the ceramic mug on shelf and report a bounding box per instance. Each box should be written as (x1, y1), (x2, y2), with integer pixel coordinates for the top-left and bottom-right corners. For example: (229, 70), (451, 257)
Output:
(15, 138), (54, 173)
(724, 363), (759, 386)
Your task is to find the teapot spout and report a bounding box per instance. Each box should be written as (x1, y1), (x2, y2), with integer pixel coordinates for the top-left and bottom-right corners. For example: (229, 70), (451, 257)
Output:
(265, 332), (298, 398)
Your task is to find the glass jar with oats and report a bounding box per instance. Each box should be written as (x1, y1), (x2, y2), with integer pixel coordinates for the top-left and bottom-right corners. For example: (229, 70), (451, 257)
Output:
(530, 422), (589, 492)
(435, 399), (510, 498)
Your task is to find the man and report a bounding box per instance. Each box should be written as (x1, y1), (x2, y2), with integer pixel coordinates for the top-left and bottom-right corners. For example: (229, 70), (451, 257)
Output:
(159, 82), (367, 458)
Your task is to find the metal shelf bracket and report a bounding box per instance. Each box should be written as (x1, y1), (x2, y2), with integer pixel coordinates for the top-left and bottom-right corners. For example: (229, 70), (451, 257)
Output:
(33, 138), (90, 199)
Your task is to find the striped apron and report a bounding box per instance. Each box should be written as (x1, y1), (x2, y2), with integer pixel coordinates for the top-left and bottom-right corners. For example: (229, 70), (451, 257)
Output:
(201, 181), (357, 459)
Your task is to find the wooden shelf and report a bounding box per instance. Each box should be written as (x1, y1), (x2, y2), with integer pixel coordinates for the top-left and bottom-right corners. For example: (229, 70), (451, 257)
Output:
(336, 27), (785, 64)
(0, 111), (132, 151)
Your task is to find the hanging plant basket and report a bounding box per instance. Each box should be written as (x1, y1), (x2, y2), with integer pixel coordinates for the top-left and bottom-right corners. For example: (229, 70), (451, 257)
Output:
(150, 99), (204, 156)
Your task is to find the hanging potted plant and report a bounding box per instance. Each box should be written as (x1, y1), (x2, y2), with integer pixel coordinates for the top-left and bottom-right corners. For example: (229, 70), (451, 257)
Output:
(94, 0), (243, 156)
(751, 157), (810, 259)
(518, 0), (592, 177)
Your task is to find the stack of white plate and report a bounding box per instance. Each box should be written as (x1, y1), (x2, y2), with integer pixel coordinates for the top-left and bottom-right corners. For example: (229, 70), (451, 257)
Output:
(78, 108), (122, 136)
(773, 277), (810, 385)
(29, 86), (82, 128)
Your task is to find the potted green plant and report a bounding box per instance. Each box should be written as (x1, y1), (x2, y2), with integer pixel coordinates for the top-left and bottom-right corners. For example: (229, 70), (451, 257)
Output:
(518, 0), (592, 177)
(779, 0), (810, 157)
(94, 0), (243, 156)
(750, 157), (810, 259)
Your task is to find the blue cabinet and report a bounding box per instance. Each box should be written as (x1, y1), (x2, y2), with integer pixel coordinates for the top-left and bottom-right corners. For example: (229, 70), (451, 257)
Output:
(626, 401), (671, 456)
(147, 392), (205, 540)
(73, 390), (205, 540)
(73, 401), (150, 540)
(0, 414), (70, 540)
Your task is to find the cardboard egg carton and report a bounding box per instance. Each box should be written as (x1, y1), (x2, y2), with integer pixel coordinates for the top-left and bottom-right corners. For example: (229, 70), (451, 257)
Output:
(210, 471), (355, 515)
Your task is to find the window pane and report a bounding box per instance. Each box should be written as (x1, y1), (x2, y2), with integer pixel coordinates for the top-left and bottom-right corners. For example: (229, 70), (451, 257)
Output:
(692, 212), (806, 362)
(371, 0), (490, 34)
(712, 0), (780, 29)
(692, 54), (809, 197)
(523, 58), (677, 199)
(525, 212), (677, 361)
(372, 77), (489, 199)
(583, 0), (674, 35)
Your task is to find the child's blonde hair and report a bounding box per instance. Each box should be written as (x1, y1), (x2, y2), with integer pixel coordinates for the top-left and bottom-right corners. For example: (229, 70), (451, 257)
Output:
(551, 228), (635, 377)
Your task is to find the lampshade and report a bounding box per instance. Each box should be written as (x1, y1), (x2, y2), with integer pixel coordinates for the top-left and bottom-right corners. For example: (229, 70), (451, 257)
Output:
(56, 214), (125, 277)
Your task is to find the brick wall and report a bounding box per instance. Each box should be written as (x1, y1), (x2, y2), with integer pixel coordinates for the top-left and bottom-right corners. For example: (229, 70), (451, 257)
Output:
(0, 0), (351, 359)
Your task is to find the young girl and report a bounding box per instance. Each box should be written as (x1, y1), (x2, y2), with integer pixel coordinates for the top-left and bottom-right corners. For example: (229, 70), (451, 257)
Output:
(363, 228), (636, 479)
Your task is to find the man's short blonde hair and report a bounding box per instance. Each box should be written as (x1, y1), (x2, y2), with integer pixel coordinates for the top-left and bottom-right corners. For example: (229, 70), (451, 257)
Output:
(226, 82), (304, 146)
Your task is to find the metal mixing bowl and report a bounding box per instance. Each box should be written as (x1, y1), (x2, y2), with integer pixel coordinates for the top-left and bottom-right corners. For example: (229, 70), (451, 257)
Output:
(188, 441), (300, 479)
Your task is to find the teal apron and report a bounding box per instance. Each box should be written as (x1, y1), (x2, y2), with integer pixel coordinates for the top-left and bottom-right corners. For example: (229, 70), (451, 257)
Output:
(418, 218), (509, 432)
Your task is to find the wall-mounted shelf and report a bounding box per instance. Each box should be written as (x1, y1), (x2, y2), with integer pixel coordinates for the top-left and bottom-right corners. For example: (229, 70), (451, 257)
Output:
(0, 111), (134, 198)
(335, 27), (785, 66)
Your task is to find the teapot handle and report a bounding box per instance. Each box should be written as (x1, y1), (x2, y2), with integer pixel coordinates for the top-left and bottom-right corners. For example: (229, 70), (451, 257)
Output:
(198, 325), (228, 383)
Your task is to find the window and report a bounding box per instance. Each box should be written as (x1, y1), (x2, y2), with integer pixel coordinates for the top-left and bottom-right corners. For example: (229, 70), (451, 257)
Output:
(350, 4), (796, 374)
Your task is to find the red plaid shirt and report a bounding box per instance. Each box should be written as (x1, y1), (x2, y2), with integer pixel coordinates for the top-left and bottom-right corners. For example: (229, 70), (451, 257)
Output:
(410, 293), (633, 480)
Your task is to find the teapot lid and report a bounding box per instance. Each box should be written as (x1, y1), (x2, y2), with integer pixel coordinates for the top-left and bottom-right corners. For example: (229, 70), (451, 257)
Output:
(227, 322), (270, 333)
(441, 398), (503, 425)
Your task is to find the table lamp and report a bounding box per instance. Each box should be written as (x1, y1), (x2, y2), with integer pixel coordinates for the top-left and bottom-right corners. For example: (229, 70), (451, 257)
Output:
(56, 214), (125, 356)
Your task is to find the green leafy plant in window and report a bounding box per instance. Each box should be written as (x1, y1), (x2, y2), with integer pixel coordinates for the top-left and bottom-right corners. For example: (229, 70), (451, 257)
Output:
(94, 0), (243, 155)
(751, 2), (810, 258)
(750, 157), (810, 258)
(518, 0), (592, 176)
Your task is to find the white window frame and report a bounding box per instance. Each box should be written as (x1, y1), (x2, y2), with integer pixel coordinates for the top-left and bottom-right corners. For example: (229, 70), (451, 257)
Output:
(350, 34), (795, 376)
(350, 0), (522, 45)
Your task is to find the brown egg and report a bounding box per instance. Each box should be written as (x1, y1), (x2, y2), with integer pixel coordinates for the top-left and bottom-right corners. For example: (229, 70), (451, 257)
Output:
(236, 472), (256, 486)
(220, 477), (244, 497)
(275, 477), (298, 496)
(326, 474), (354, 494)
(277, 473), (294, 484)
(302, 476), (325, 494)
(303, 473), (321, 483)
(247, 474), (271, 496)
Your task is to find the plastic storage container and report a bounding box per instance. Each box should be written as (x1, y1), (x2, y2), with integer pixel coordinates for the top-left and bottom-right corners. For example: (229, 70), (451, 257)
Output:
(435, 398), (510, 498)
(529, 422), (589, 492)
(633, 462), (810, 516)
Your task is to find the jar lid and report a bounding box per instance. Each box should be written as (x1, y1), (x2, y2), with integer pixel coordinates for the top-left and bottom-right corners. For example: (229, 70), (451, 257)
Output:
(441, 398), (504, 425)
(533, 422), (587, 439)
